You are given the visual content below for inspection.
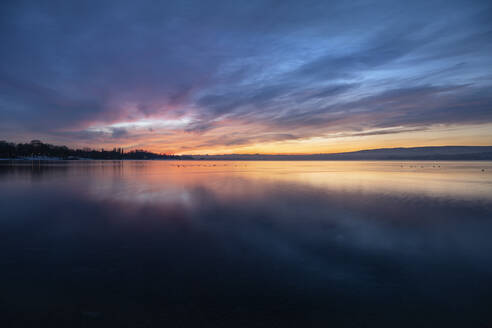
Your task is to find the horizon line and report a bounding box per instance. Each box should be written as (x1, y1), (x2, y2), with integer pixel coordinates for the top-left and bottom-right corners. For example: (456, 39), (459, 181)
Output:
(181, 145), (492, 156)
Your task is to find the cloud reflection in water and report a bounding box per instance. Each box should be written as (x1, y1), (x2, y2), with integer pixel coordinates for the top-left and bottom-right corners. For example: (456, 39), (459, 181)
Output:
(0, 161), (491, 327)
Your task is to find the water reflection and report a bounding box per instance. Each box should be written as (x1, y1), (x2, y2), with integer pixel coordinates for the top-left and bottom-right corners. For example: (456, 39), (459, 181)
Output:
(0, 161), (491, 327)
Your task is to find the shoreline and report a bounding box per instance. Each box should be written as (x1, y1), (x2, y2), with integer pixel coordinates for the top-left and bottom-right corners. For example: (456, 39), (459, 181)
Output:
(2, 158), (492, 162)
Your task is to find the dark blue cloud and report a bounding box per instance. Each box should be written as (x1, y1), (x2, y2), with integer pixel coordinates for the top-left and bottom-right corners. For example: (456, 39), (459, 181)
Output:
(0, 0), (491, 147)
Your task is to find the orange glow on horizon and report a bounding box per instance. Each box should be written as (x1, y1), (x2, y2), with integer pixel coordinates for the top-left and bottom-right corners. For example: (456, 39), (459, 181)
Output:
(27, 121), (491, 156)
(67, 122), (492, 155)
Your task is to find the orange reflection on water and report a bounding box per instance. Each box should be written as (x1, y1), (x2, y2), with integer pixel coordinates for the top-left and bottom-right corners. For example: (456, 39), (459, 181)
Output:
(57, 160), (492, 203)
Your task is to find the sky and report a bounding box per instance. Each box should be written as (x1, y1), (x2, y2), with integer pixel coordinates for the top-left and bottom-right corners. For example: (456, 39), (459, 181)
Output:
(1, 0), (492, 154)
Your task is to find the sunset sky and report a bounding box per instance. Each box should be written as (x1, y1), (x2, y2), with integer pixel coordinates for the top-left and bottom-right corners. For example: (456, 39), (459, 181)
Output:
(1, 0), (491, 154)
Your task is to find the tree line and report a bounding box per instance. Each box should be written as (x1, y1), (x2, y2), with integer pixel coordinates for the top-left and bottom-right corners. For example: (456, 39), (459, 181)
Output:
(0, 140), (191, 160)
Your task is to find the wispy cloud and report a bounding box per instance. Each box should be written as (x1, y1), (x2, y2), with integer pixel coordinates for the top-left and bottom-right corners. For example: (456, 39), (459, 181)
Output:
(0, 0), (491, 151)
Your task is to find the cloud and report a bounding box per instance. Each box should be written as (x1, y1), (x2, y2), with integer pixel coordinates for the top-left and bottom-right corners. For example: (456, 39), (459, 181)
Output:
(0, 0), (491, 150)
(111, 128), (128, 138)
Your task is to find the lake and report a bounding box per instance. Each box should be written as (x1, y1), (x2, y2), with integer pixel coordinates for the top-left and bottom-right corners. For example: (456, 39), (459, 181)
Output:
(1, 160), (491, 327)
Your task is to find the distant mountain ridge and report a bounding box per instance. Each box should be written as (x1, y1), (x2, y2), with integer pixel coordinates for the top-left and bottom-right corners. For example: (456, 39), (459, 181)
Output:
(189, 146), (492, 160)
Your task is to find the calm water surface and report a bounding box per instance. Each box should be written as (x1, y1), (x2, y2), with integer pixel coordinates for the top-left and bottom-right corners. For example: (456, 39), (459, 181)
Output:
(1, 161), (492, 327)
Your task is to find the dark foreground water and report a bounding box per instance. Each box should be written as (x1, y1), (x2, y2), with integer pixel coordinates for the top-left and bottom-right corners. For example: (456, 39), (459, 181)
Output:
(1, 160), (492, 327)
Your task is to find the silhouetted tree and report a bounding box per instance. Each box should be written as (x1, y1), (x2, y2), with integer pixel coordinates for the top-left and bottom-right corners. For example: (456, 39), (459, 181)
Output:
(0, 140), (189, 160)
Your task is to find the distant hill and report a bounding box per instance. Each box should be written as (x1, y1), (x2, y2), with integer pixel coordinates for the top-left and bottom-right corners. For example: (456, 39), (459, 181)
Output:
(189, 146), (492, 160)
